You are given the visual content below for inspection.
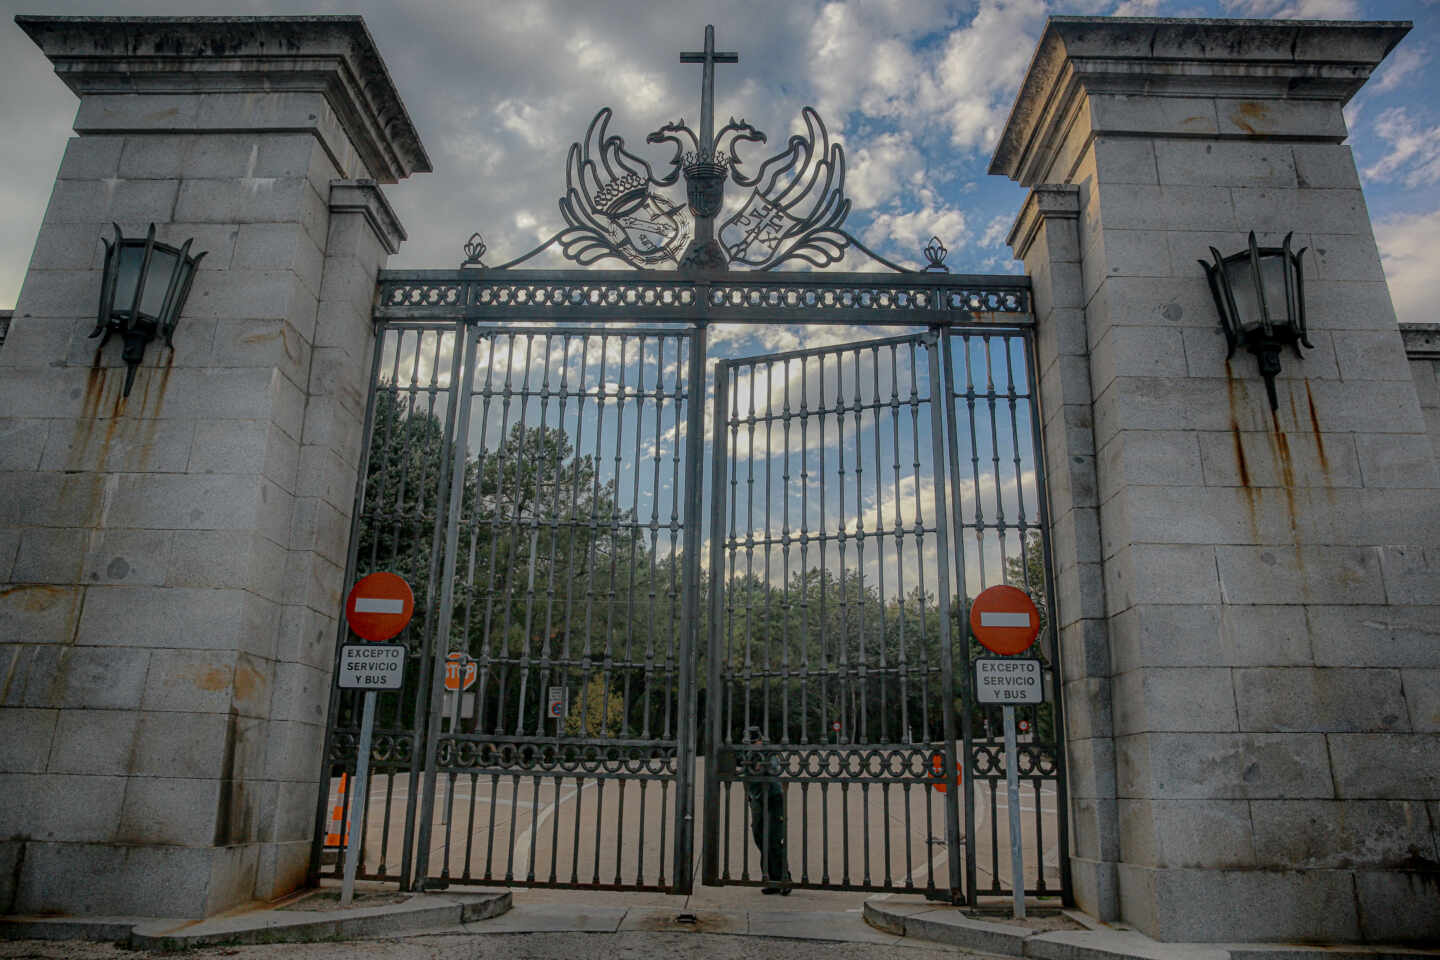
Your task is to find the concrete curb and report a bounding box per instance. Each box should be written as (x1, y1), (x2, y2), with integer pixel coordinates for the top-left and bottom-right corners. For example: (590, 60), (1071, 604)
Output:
(0, 917), (138, 942)
(862, 899), (1440, 960)
(3, 891), (510, 949)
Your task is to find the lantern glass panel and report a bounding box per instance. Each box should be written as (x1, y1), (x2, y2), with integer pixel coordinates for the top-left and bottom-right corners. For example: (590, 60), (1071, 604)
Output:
(113, 244), (145, 316)
(1222, 256), (1261, 330)
(138, 247), (179, 320)
(1258, 254), (1288, 326)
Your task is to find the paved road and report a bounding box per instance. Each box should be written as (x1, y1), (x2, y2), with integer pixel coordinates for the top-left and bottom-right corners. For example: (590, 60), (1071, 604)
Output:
(1, 932), (988, 960)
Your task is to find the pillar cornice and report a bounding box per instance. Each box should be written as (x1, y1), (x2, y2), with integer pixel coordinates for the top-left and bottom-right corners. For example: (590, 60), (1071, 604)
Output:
(1007, 183), (1080, 263)
(330, 179), (407, 256)
(16, 15), (431, 183)
(990, 16), (1411, 186)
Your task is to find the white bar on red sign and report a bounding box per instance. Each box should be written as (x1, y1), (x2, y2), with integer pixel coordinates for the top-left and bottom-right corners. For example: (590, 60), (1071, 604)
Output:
(979, 611), (1031, 627)
(355, 598), (405, 614)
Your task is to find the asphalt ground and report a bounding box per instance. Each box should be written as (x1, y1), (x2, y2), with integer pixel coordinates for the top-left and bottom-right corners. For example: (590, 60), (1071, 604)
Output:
(0, 932), (989, 959)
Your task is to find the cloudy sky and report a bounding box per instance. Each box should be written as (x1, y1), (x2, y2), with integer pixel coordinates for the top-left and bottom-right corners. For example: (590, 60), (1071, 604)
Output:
(1, 0), (1437, 324)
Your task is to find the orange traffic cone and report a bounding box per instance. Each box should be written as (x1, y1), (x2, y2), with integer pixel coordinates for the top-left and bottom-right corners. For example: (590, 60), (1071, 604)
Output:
(325, 774), (350, 847)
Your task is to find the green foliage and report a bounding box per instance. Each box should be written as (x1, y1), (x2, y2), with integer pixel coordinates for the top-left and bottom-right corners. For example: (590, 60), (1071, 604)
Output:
(353, 394), (1062, 750)
(563, 675), (626, 738)
(355, 388), (450, 617)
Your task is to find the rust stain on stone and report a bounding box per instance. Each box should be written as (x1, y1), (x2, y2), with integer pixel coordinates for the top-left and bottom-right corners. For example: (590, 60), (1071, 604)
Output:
(1305, 380), (1329, 473)
(1230, 101), (1268, 135)
(1231, 423), (1251, 488)
(1273, 413), (1295, 490)
(233, 661), (266, 704)
(83, 349), (106, 413)
(0, 584), (67, 611)
(68, 350), (109, 467)
(1304, 379), (1336, 506)
(153, 350), (174, 417)
(1271, 410), (1300, 540)
(1226, 360), (1258, 535)
(196, 667), (230, 691)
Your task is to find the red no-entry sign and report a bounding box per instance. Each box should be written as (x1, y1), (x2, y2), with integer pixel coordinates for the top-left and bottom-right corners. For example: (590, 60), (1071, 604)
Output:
(344, 572), (415, 642)
(970, 584), (1040, 656)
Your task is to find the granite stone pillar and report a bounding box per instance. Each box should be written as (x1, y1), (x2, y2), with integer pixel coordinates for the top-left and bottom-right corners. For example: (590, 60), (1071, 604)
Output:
(993, 17), (1439, 943)
(0, 16), (427, 918)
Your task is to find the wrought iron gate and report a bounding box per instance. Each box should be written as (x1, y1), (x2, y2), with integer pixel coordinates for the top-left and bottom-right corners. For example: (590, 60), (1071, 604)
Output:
(415, 324), (705, 891)
(315, 320), (704, 893)
(702, 327), (1070, 904)
(314, 44), (1069, 902)
(704, 332), (961, 896)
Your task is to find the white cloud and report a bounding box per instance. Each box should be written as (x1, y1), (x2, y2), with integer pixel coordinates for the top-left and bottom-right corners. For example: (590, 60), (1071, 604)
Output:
(1220, 0), (1362, 16)
(804, 0), (1044, 154)
(980, 214), (1012, 249)
(933, 0), (1049, 150)
(1374, 207), (1440, 326)
(1372, 44), (1427, 94)
(1363, 107), (1440, 188)
(1111, 0), (1164, 15)
(861, 189), (968, 267)
(846, 132), (927, 210)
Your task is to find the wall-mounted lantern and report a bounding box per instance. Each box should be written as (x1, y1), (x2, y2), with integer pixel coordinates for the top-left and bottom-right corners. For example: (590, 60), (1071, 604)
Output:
(1199, 231), (1312, 412)
(91, 223), (206, 397)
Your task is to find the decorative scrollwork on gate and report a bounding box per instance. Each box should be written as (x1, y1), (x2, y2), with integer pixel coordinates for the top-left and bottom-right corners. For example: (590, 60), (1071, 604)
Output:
(459, 103), (946, 275)
(731, 745), (959, 783)
(434, 736), (679, 778)
(384, 282), (464, 307)
(326, 730), (416, 770)
(373, 272), (1030, 321)
(971, 742), (1058, 778)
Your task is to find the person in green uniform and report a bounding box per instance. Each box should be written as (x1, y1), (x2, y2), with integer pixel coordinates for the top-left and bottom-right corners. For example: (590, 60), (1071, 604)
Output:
(742, 726), (790, 894)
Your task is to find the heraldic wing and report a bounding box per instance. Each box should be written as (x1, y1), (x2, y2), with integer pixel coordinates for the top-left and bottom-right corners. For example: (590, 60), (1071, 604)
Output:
(718, 107), (851, 270)
(557, 107), (692, 268)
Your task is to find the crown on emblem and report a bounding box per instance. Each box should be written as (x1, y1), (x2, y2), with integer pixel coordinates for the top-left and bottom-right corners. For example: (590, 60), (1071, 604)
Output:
(594, 174), (649, 215)
(682, 152), (729, 179)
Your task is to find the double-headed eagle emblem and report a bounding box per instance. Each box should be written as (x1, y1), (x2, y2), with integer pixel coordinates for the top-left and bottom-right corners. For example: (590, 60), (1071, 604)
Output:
(466, 104), (881, 273)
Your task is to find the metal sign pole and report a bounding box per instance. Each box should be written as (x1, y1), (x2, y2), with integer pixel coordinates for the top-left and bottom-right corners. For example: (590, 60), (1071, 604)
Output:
(1003, 703), (1025, 919)
(441, 654), (471, 828)
(341, 689), (377, 908)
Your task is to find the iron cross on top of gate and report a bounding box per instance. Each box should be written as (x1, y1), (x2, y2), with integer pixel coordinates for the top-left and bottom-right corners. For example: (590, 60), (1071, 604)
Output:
(679, 26), (738, 157)
(676, 25), (738, 270)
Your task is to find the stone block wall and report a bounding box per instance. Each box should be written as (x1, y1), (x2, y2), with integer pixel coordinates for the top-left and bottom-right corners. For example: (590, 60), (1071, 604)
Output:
(994, 18), (1440, 943)
(0, 17), (425, 918)
(1010, 184), (1121, 920)
(1404, 324), (1440, 463)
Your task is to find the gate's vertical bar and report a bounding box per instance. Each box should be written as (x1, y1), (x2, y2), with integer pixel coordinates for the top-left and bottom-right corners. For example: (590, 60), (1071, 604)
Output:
(924, 332), (964, 899)
(1023, 326), (1073, 904)
(413, 322), (480, 887)
(398, 322), (466, 890)
(309, 321), (389, 884)
(940, 328), (979, 905)
(702, 358), (729, 887)
(674, 320), (708, 894)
